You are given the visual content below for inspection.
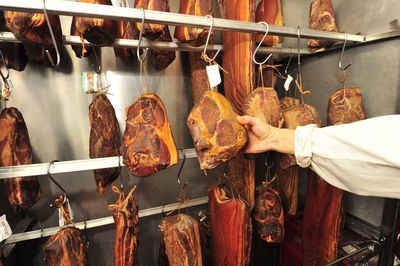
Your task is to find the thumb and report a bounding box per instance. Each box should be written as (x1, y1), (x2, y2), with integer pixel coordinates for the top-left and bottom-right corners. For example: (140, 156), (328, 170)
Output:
(236, 115), (258, 126)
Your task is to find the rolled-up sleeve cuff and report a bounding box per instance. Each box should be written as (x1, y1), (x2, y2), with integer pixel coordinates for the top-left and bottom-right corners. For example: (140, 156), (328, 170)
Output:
(295, 124), (317, 168)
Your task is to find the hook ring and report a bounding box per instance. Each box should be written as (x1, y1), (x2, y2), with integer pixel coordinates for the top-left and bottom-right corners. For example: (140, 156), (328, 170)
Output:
(202, 15), (221, 63)
(136, 7), (149, 63)
(252, 22), (272, 66)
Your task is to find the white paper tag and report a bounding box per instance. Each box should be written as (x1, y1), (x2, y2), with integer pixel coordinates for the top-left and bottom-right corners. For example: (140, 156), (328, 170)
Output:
(284, 74), (293, 91)
(206, 64), (221, 89)
(58, 199), (74, 227)
(342, 244), (358, 254)
(0, 78), (13, 100)
(0, 215), (12, 242)
(82, 72), (110, 94)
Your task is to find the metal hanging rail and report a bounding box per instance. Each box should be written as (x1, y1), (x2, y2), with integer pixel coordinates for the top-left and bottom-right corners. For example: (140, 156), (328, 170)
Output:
(0, 0), (365, 42)
(0, 148), (197, 179)
(5, 195), (209, 244)
(0, 31), (312, 55)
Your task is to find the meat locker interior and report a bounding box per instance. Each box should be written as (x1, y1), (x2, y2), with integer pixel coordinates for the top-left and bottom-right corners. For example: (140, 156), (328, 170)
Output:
(0, 0), (399, 265)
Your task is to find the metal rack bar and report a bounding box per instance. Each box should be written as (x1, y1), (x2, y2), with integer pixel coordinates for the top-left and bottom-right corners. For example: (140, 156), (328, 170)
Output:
(4, 196), (209, 244)
(0, 148), (197, 179)
(0, 32), (312, 55)
(0, 0), (364, 42)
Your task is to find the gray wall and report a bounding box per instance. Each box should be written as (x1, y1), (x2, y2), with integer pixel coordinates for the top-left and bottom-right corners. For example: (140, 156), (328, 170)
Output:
(281, 0), (400, 227)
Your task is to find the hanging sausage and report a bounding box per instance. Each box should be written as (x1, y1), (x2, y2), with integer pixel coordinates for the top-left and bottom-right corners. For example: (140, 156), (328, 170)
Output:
(0, 107), (41, 211)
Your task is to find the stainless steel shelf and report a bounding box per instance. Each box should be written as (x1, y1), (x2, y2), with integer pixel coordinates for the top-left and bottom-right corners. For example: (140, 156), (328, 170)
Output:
(0, 32), (312, 55)
(0, 148), (197, 179)
(0, 0), (364, 42)
(5, 196), (209, 244)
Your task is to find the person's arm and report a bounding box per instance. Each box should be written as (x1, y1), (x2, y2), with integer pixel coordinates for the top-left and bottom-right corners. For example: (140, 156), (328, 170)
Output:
(237, 114), (400, 198)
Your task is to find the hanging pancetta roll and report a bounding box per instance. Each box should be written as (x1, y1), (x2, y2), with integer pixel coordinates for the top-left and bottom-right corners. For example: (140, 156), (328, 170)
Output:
(0, 11), (28, 71)
(160, 214), (203, 266)
(109, 186), (139, 266)
(4, 7), (62, 65)
(209, 185), (252, 266)
(72, 0), (117, 57)
(303, 87), (365, 265)
(122, 93), (178, 177)
(0, 107), (41, 211)
(174, 0), (212, 46)
(89, 94), (120, 194)
(187, 90), (248, 170)
(134, 0), (176, 70)
(255, 0), (284, 47)
(220, 0), (256, 209)
(43, 196), (88, 266)
(308, 0), (338, 49)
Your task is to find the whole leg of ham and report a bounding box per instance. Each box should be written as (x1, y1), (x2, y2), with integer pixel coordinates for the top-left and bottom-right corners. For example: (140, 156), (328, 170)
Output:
(187, 90), (248, 170)
(303, 87), (365, 265)
(114, 15), (138, 61)
(220, 0), (256, 209)
(122, 93), (178, 177)
(308, 0), (338, 50)
(159, 214), (203, 266)
(4, 7), (62, 65)
(89, 94), (120, 194)
(0, 107), (41, 211)
(44, 195), (88, 266)
(134, 0), (176, 71)
(0, 11), (28, 71)
(255, 0), (284, 47)
(209, 185), (252, 266)
(174, 0), (212, 47)
(108, 186), (139, 266)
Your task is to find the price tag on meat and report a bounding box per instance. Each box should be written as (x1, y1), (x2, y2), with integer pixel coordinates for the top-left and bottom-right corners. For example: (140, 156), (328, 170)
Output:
(284, 74), (293, 91)
(206, 64), (221, 89)
(0, 215), (12, 242)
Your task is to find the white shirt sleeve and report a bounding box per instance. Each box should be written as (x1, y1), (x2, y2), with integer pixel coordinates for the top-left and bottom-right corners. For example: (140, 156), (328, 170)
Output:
(294, 115), (400, 199)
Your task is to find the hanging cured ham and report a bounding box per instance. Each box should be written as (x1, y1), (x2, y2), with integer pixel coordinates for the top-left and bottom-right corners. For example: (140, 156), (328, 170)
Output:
(108, 186), (139, 266)
(114, 0), (138, 61)
(89, 94), (120, 194)
(159, 214), (203, 266)
(174, 0), (212, 46)
(71, 0), (116, 57)
(43, 195), (88, 266)
(134, 0), (176, 71)
(0, 11), (28, 71)
(303, 88), (365, 265)
(187, 90), (248, 170)
(0, 107), (41, 211)
(220, 0), (256, 209)
(279, 103), (320, 216)
(122, 93), (178, 177)
(4, 7), (62, 65)
(188, 53), (210, 104)
(308, 0), (338, 49)
(253, 186), (284, 243)
(255, 0), (284, 47)
(209, 185), (252, 266)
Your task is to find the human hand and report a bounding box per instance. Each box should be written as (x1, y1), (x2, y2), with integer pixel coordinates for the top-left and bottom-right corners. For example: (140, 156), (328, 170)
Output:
(237, 115), (295, 155)
(236, 115), (277, 154)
